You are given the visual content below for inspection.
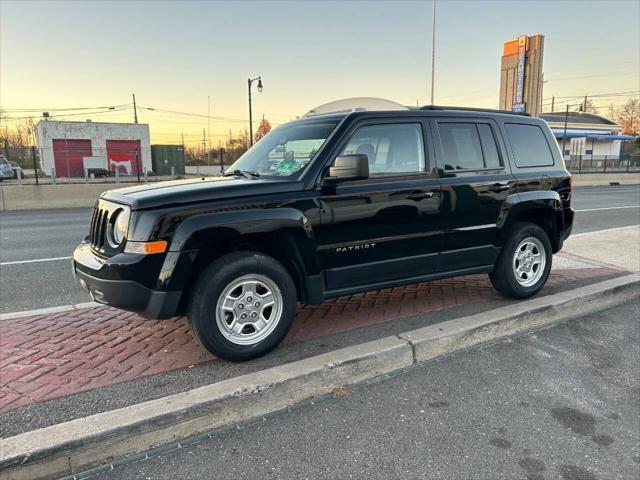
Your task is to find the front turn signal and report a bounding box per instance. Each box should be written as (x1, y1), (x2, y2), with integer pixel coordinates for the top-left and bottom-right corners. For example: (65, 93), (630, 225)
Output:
(124, 240), (168, 255)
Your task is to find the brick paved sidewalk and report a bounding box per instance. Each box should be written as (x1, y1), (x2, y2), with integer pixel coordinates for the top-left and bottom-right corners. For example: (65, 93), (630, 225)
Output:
(0, 266), (623, 413)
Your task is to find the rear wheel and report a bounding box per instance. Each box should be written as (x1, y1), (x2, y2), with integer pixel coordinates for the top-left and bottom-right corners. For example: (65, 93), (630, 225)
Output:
(187, 252), (297, 362)
(489, 222), (552, 299)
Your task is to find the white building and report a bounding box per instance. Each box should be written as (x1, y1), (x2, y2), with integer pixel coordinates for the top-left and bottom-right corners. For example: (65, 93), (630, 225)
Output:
(35, 120), (152, 177)
(539, 112), (634, 159)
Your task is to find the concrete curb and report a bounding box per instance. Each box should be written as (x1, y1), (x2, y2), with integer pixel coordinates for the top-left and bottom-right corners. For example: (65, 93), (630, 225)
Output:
(1, 274), (638, 480)
(399, 273), (640, 362)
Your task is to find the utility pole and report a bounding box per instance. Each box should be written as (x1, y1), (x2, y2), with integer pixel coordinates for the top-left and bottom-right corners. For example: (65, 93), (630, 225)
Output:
(430, 0), (436, 105)
(181, 132), (185, 147)
(219, 139), (224, 174)
(132, 94), (138, 124)
(583, 95), (588, 113)
(31, 146), (39, 186)
(202, 128), (206, 158)
(538, 73), (544, 116)
(207, 96), (211, 168)
(561, 104), (570, 163)
(248, 80), (253, 146)
(551, 96), (555, 112)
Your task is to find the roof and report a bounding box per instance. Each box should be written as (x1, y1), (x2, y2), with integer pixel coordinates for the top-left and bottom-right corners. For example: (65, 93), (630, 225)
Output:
(36, 120), (149, 127)
(539, 111), (618, 127)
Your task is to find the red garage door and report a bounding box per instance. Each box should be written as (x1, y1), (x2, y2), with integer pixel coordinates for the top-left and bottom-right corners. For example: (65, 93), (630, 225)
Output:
(106, 140), (141, 176)
(52, 139), (92, 177)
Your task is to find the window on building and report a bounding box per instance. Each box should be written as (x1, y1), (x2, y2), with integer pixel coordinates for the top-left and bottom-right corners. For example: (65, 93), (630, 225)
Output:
(438, 122), (502, 170)
(340, 123), (426, 176)
(505, 123), (555, 167)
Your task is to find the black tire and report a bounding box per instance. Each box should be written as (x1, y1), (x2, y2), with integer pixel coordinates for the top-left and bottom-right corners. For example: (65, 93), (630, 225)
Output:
(489, 222), (552, 299)
(187, 251), (297, 362)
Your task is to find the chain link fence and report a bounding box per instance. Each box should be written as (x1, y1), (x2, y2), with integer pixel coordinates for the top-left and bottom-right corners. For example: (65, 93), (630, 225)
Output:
(1, 146), (185, 185)
(565, 153), (640, 174)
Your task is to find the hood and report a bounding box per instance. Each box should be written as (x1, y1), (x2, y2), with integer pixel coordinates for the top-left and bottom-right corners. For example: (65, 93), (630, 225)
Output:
(100, 176), (302, 210)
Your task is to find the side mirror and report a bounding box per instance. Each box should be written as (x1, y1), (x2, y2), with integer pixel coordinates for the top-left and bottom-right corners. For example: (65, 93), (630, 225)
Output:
(325, 154), (369, 184)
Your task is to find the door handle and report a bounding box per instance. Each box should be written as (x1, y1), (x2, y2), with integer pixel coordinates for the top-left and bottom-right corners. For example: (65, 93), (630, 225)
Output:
(406, 192), (434, 201)
(488, 184), (510, 193)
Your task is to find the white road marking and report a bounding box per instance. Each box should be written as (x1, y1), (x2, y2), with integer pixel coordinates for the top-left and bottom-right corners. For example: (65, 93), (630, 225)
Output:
(569, 225), (639, 238)
(575, 205), (640, 212)
(0, 256), (71, 266)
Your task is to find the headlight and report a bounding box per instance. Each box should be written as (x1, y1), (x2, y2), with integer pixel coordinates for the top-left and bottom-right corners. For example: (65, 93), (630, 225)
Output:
(109, 208), (130, 247)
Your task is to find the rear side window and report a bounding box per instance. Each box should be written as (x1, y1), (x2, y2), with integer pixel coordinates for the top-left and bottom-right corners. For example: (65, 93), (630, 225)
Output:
(505, 123), (555, 167)
(438, 122), (502, 170)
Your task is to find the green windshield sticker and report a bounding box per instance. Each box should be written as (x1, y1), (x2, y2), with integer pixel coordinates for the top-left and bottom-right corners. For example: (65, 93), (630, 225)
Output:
(276, 161), (297, 174)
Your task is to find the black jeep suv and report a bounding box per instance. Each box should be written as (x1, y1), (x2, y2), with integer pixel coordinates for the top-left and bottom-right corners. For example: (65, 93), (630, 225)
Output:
(73, 106), (573, 361)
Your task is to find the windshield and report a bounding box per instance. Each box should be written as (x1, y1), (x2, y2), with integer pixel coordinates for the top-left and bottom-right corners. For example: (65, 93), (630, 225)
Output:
(227, 120), (339, 178)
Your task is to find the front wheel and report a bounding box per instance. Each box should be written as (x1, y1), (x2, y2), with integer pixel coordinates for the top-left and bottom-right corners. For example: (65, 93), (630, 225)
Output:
(187, 252), (297, 362)
(489, 222), (552, 299)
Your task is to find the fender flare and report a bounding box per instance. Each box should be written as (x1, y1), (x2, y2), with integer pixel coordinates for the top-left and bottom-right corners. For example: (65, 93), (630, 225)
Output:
(167, 208), (322, 302)
(497, 191), (565, 249)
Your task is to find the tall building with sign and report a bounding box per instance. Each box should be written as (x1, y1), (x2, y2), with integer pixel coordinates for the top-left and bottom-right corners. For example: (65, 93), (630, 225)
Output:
(499, 34), (545, 116)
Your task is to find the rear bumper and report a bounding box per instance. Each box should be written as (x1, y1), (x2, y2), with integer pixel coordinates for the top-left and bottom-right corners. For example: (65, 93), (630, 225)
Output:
(72, 242), (183, 319)
(555, 207), (574, 252)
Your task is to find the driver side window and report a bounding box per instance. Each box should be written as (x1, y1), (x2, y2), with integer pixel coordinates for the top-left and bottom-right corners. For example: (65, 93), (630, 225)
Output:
(340, 123), (426, 176)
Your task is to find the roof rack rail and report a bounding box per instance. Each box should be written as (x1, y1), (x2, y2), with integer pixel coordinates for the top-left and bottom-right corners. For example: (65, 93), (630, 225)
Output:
(419, 105), (531, 116)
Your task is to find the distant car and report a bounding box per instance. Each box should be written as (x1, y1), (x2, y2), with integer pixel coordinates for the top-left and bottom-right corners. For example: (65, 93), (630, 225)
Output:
(8, 161), (23, 179)
(0, 156), (14, 180)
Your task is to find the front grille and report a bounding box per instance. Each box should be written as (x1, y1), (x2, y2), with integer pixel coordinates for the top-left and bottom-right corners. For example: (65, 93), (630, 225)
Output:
(89, 200), (125, 253)
(89, 207), (109, 250)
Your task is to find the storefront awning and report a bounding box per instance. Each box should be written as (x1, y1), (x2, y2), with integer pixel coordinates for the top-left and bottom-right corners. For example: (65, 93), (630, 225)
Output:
(551, 131), (635, 141)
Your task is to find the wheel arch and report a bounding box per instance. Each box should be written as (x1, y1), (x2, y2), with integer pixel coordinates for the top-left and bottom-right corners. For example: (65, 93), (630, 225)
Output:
(498, 191), (564, 253)
(170, 209), (323, 314)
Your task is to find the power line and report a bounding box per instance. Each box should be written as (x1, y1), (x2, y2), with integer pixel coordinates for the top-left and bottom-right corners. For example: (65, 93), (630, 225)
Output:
(542, 91), (640, 102)
(547, 71), (638, 82)
(1, 104), (132, 113)
(2, 107), (131, 121)
(545, 61), (637, 74)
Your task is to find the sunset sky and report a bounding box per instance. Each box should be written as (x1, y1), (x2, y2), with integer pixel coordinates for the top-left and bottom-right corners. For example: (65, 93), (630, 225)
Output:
(1, 0), (639, 146)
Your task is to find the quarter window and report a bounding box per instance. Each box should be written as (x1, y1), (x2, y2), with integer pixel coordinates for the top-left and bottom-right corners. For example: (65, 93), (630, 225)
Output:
(505, 123), (555, 167)
(438, 122), (502, 171)
(340, 123), (426, 176)
(478, 124), (502, 168)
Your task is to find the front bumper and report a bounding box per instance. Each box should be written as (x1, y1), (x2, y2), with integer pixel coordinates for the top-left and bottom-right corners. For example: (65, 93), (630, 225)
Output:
(72, 242), (183, 319)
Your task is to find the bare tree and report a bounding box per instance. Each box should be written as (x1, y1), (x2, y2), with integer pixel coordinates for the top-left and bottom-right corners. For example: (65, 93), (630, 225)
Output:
(0, 117), (35, 163)
(583, 98), (599, 114)
(616, 98), (640, 136)
(254, 116), (272, 142)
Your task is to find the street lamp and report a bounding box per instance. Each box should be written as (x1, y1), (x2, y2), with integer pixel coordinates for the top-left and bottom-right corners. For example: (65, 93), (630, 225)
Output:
(248, 76), (263, 147)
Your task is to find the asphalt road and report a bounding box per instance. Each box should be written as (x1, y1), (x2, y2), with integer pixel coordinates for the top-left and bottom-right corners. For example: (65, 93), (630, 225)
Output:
(99, 300), (640, 480)
(0, 185), (638, 314)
